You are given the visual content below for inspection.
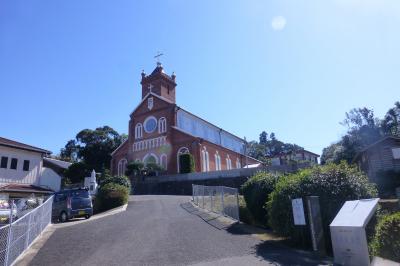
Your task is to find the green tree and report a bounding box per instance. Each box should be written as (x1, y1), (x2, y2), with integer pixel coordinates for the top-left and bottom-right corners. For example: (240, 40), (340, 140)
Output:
(60, 126), (126, 171)
(63, 162), (91, 184)
(125, 161), (144, 176)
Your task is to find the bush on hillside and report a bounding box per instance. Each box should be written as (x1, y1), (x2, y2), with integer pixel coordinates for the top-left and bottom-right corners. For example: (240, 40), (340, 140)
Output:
(370, 212), (400, 262)
(267, 162), (378, 249)
(96, 183), (130, 211)
(241, 172), (277, 225)
(179, 154), (195, 174)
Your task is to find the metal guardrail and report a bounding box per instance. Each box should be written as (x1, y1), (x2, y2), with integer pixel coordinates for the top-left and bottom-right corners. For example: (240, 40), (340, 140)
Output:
(0, 195), (53, 266)
(192, 185), (239, 221)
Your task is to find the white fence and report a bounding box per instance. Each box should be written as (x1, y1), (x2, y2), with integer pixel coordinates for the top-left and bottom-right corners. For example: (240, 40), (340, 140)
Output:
(0, 196), (53, 266)
(192, 185), (239, 221)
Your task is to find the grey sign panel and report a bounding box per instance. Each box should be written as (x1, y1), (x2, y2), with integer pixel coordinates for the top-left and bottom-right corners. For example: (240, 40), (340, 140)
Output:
(330, 198), (379, 266)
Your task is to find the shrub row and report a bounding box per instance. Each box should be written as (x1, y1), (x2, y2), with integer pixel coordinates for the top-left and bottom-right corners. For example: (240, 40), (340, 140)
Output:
(241, 162), (378, 251)
(370, 212), (400, 262)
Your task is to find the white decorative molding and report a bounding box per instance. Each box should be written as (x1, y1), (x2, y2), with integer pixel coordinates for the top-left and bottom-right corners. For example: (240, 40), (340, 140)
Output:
(133, 136), (167, 152)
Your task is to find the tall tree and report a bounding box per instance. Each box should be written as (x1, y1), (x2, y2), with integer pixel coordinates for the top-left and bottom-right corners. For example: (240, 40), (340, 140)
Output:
(60, 126), (126, 171)
(321, 102), (400, 164)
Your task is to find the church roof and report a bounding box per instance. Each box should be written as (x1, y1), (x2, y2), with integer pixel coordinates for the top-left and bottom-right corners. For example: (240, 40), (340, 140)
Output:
(129, 92), (175, 116)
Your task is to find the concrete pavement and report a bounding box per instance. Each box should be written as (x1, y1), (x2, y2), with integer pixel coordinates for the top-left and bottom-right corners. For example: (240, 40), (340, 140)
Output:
(25, 195), (330, 266)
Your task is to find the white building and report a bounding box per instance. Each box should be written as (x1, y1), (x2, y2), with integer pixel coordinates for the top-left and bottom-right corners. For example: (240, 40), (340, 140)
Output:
(0, 137), (69, 198)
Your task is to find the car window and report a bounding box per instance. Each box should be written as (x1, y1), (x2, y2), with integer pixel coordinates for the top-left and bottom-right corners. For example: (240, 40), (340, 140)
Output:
(55, 194), (67, 202)
(71, 190), (89, 198)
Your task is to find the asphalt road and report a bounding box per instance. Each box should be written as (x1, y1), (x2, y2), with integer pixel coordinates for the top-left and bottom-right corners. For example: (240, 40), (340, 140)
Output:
(28, 195), (328, 266)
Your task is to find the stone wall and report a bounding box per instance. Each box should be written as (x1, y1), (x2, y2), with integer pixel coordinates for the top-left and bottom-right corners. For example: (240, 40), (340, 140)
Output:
(132, 164), (305, 195)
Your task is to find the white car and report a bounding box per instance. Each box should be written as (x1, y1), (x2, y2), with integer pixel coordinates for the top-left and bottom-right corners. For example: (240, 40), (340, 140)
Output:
(0, 201), (18, 223)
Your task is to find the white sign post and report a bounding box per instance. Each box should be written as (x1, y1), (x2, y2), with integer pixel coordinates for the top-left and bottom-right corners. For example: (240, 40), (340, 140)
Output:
(292, 198), (306, 225)
(330, 198), (379, 266)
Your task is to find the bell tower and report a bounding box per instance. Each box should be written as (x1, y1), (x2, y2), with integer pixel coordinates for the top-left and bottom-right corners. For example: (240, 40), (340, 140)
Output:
(140, 62), (177, 103)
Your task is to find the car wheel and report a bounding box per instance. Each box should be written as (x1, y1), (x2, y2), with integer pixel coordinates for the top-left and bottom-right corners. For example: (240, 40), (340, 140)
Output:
(59, 212), (68, 223)
(84, 214), (91, 219)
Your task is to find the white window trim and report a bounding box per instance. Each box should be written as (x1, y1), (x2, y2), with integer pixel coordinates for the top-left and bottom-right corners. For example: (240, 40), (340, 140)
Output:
(236, 158), (241, 169)
(158, 117), (167, 133)
(117, 159), (127, 176)
(160, 154), (168, 170)
(144, 116), (158, 133)
(177, 147), (190, 173)
(143, 153), (158, 165)
(135, 123), (143, 139)
(214, 151), (221, 171)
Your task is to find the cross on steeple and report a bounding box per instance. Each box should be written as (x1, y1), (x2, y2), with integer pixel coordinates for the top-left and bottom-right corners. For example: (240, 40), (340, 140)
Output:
(154, 52), (164, 64)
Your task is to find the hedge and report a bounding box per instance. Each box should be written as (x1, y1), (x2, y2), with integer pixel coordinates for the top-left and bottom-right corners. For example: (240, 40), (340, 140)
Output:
(266, 162), (378, 250)
(96, 183), (130, 211)
(241, 171), (277, 225)
(100, 175), (131, 190)
(370, 212), (400, 262)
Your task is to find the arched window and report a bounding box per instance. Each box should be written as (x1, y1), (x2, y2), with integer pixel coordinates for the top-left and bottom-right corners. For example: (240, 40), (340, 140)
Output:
(226, 155), (232, 170)
(236, 158), (241, 169)
(201, 147), (210, 172)
(135, 123), (143, 139)
(158, 117), (167, 133)
(143, 153), (158, 165)
(160, 154), (167, 170)
(177, 147), (190, 173)
(117, 159), (127, 176)
(214, 151), (221, 171)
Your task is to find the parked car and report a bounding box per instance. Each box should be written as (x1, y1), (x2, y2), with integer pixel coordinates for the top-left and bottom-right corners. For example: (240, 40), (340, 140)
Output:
(0, 200), (18, 224)
(52, 188), (93, 222)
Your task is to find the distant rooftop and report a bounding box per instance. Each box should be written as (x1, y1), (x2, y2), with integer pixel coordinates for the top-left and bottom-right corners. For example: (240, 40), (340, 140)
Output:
(0, 136), (51, 155)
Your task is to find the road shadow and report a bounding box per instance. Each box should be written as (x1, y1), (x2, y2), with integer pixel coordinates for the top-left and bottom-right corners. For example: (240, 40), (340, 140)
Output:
(180, 202), (231, 230)
(253, 240), (332, 266)
(225, 223), (332, 266)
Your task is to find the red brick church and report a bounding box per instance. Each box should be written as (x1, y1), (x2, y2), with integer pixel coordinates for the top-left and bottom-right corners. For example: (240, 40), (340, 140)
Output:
(110, 62), (260, 176)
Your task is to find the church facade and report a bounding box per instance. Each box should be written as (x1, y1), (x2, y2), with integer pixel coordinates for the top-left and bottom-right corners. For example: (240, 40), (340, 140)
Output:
(110, 63), (260, 176)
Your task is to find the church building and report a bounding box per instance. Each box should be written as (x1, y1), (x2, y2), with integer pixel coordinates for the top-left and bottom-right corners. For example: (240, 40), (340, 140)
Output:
(110, 63), (260, 176)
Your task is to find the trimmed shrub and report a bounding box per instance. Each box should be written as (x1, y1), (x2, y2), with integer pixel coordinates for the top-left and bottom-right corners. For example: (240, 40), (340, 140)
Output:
(97, 183), (129, 211)
(267, 162), (378, 249)
(125, 161), (144, 176)
(370, 212), (400, 262)
(238, 196), (256, 225)
(100, 175), (131, 190)
(241, 171), (277, 225)
(179, 154), (195, 174)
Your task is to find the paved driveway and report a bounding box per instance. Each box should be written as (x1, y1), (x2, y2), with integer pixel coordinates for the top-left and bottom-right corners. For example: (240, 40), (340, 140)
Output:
(28, 195), (328, 266)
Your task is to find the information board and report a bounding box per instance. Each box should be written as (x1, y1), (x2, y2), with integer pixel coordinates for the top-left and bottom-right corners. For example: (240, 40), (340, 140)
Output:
(292, 198), (306, 225)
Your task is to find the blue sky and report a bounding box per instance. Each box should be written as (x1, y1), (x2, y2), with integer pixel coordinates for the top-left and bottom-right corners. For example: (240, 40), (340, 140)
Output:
(1, 0), (399, 155)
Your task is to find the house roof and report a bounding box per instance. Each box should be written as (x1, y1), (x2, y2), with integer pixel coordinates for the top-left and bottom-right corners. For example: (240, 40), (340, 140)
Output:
(0, 137), (51, 155)
(269, 149), (320, 159)
(0, 184), (54, 194)
(43, 157), (72, 170)
(353, 136), (400, 162)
